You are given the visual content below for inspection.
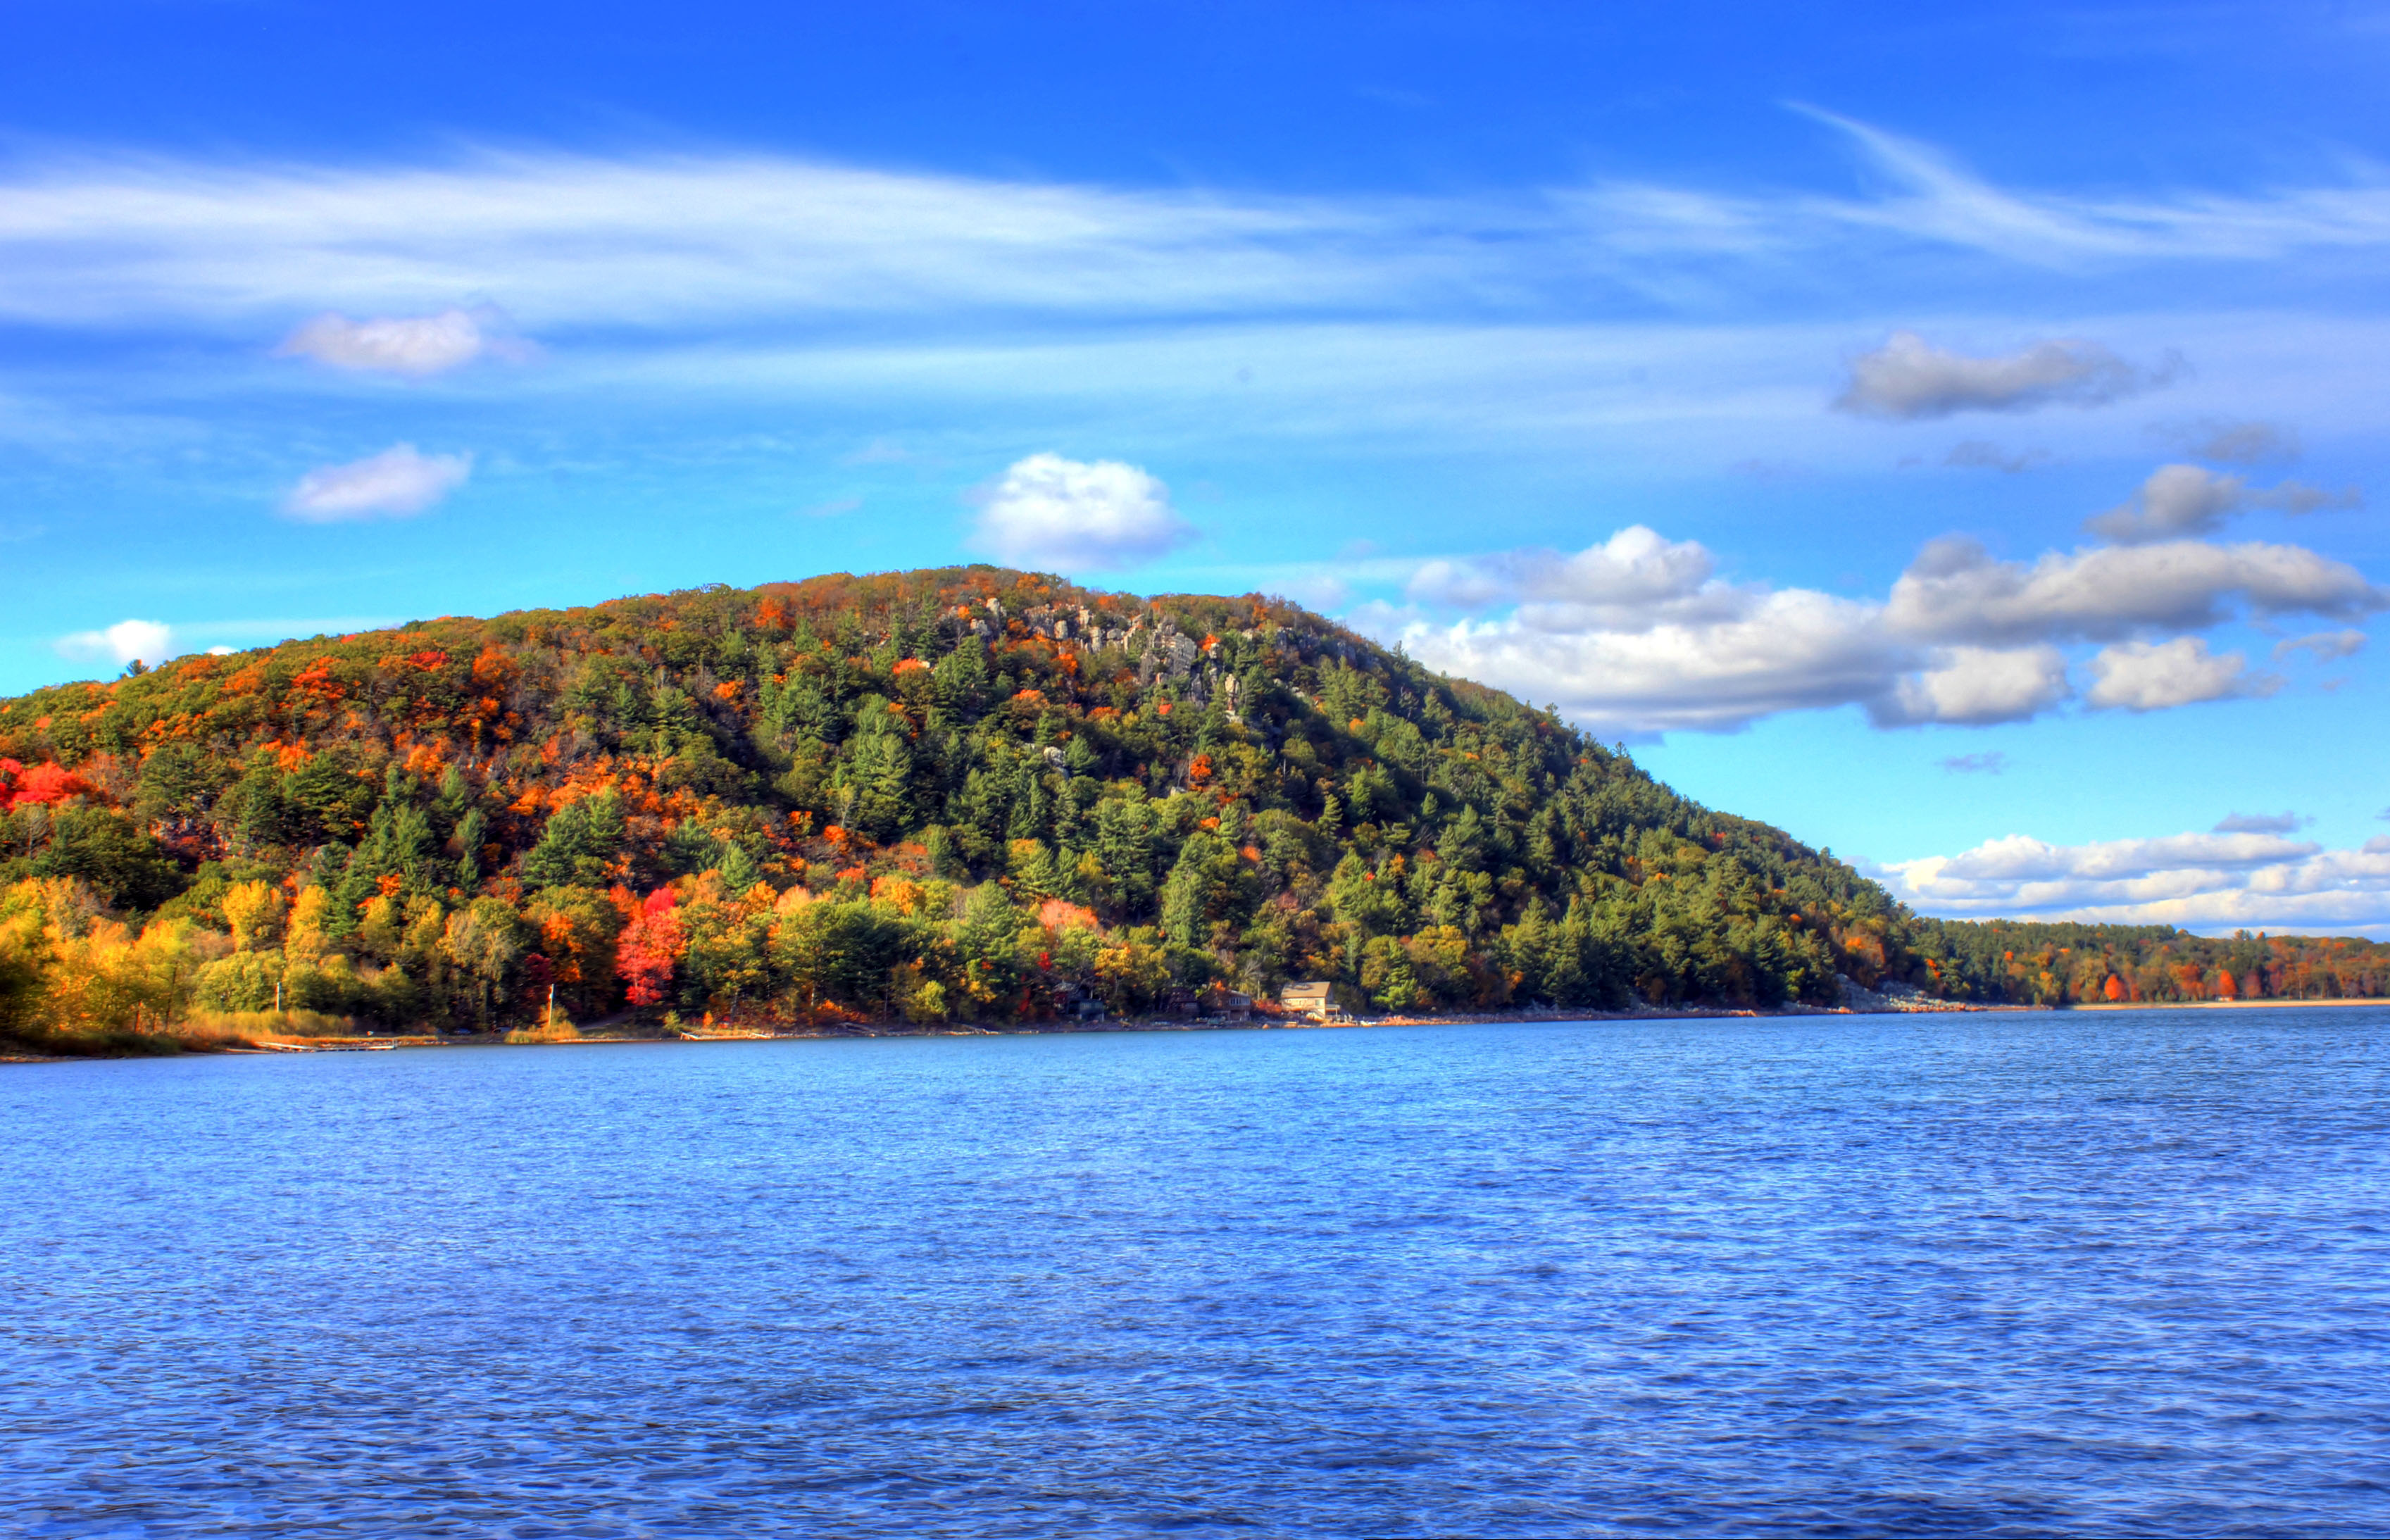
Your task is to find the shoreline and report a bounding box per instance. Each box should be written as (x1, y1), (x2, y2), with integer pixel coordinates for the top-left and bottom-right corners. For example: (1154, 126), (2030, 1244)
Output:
(0, 997), (2003, 1061)
(8, 994), (2382, 1063)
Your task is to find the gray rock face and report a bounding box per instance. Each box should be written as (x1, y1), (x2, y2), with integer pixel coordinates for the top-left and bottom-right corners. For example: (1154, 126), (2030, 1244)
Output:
(1839, 975), (1894, 1013)
(1839, 974), (1948, 1013)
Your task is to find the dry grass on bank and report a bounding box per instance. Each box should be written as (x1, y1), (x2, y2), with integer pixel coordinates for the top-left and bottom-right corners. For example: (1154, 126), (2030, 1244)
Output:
(2, 1008), (366, 1059)
(503, 1020), (583, 1044)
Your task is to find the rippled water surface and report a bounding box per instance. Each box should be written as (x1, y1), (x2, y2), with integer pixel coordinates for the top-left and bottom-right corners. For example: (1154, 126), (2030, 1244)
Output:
(6, 1009), (2389, 1536)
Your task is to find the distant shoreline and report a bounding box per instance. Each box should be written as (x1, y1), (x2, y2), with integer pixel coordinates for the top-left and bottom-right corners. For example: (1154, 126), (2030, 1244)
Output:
(2066, 996), (2388, 1012)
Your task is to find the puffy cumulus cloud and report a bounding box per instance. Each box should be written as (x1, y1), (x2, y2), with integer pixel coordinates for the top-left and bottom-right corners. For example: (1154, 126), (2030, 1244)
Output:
(2214, 811), (2310, 834)
(275, 308), (530, 377)
(2275, 628), (2366, 663)
(283, 444), (471, 521)
(1401, 585), (1900, 735)
(1878, 645), (2071, 726)
(2084, 464), (2244, 543)
(1833, 330), (2172, 420)
(1385, 518), (2384, 737)
(1884, 535), (2386, 646)
(2085, 637), (2275, 710)
(2085, 463), (2361, 544)
(1404, 557), (1515, 611)
(1906, 829), (2315, 886)
(1884, 827), (2390, 932)
(1393, 534), (2060, 734)
(56, 618), (175, 666)
(970, 452), (1197, 572)
(1408, 526), (1729, 628)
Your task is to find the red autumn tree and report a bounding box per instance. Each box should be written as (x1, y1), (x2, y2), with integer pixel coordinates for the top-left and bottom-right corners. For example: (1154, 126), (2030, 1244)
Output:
(1, 760), (93, 810)
(615, 887), (685, 1008)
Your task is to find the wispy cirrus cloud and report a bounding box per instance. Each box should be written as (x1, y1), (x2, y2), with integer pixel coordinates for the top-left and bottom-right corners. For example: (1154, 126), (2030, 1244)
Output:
(1783, 106), (2390, 266)
(2273, 628), (2366, 663)
(0, 110), (2386, 339)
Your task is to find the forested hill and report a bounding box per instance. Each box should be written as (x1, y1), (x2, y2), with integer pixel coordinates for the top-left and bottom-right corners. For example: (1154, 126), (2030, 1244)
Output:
(1, 566), (2383, 1046)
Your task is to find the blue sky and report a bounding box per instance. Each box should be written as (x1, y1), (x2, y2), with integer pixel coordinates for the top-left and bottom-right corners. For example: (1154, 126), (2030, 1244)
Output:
(6, 0), (2390, 932)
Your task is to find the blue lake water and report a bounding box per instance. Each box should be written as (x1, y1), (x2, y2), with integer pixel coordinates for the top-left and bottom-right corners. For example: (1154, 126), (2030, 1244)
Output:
(4, 1008), (2387, 1537)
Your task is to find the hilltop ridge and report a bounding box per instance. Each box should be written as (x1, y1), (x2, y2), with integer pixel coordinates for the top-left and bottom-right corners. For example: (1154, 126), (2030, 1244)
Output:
(1, 566), (2381, 1049)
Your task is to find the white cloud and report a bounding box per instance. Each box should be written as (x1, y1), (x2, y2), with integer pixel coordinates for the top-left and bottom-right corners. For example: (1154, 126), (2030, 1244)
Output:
(2084, 464), (2246, 542)
(42, 615), (392, 674)
(1784, 108), (2390, 266)
(2085, 637), (2272, 710)
(1405, 558), (1514, 610)
(1382, 515), (2384, 736)
(56, 618), (175, 666)
(0, 114), (2386, 335)
(1881, 645), (2072, 726)
(2086, 463), (2362, 543)
(0, 149), (1454, 332)
(1403, 586), (1900, 734)
(1391, 533), (2060, 733)
(2274, 628), (2366, 663)
(1883, 535), (2386, 646)
(1408, 526), (1731, 628)
(1884, 827), (2390, 932)
(283, 444), (471, 521)
(275, 308), (528, 377)
(1939, 751), (2008, 775)
(2214, 811), (2310, 834)
(1834, 330), (2171, 420)
(970, 452), (1197, 572)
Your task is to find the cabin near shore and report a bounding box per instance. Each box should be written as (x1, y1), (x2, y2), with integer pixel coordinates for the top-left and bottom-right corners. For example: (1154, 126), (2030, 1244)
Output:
(1280, 982), (1346, 1022)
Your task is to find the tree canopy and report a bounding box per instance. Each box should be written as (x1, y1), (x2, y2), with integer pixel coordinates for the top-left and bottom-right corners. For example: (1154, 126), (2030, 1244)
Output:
(2, 566), (2380, 1050)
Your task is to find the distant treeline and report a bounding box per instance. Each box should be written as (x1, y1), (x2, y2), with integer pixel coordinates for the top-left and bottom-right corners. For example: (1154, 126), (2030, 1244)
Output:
(1903, 918), (2388, 1007)
(0, 568), (2380, 1053)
